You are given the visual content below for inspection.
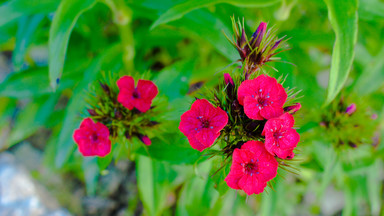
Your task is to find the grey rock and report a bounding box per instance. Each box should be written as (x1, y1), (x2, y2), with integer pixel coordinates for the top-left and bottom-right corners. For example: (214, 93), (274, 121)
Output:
(0, 152), (72, 216)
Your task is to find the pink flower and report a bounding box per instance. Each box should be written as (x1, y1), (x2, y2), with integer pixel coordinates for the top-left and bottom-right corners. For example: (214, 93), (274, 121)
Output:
(117, 76), (158, 113)
(179, 99), (228, 151)
(262, 113), (300, 159)
(237, 75), (287, 120)
(73, 118), (111, 157)
(224, 141), (278, 195)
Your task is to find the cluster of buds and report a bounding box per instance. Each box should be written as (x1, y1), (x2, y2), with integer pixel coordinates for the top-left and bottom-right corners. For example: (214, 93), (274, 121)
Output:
(179, 19), (301, 195)
(73, 75), (160, 157)
(225, 17), (288, 79)
(319, 96), (379, 148)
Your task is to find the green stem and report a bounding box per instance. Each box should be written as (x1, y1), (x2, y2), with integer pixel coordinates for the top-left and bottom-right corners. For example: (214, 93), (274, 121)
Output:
(103, 0), (134, 72)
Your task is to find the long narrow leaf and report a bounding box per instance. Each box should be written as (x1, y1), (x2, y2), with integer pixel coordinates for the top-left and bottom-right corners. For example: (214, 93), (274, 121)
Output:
(324, 0), (358, 105)
(150, 0), (280, 30)
(48, 0), (96, 90)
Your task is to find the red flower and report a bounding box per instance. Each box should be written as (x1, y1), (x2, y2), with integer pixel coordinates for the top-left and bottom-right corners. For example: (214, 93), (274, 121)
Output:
(238, 75), (287, 120)
(73, 118), (111, 157)
(117, 76), (158, 113)
(262, 113), (300, 159)
(224, 141), (278, 195)
(179, 99), (228, 151)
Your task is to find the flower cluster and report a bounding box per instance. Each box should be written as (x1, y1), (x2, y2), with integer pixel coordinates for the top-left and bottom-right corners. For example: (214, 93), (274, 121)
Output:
(73, 75), (159, 157)
(179, 19), (301, 195)
(318, 96), (379, 149)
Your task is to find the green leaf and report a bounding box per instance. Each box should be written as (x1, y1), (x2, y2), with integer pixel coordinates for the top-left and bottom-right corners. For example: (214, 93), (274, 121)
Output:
(55, 44), (122, 169)
(0, 0), (58, 26)
(150, 0), (280, 29)
(7, 94), (59, 147)
(0, 62), (88, 98)
(136, 155), (175, 216)
(12, 14), (44, 71)
(176, 176), (219, 215)
(324, 0), (358, 105)
(155, 60), (194, 101)
(0, 68), (53, 97)
(137, 135), (202, 164)
(359, 0), (384, 21)
(48, 0), (96, 90)
(82, 157), (99, 195)
(367, 160), (382, 215)
(97, 149), (114, 171)
(174, 9), (237, 60)
(354, 45), (384, 95)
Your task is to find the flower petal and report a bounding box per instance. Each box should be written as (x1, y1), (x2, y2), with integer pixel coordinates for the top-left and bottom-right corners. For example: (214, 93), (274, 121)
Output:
(260, 105), (284, 119)
(117, 76), (135, 92)
(117, 90), (134, 110)
(136, 79), (158, 101)
(187, 135), (206, 152)
(195, 129), (219, 148)
(179, 109), (201, 136)
(133, 98), (152, 112)
(237, 79), (258, 105)
(243, 96), (263, 120)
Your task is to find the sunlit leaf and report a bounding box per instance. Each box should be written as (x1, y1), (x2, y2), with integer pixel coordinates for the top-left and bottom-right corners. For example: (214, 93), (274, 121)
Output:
(0, 0), (58, 26)
(151, 0), (280, 29)
(324, 0), (358, 105)
(136, 155), (174, 216)
(48, 0), (96, 90)
(12, 14), (44, 71)
(354, 45), (384, 95)
(359, 0), (384, 21)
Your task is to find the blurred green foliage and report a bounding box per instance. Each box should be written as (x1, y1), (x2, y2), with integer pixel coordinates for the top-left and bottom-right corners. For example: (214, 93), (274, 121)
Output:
(0, 0), (384, 215)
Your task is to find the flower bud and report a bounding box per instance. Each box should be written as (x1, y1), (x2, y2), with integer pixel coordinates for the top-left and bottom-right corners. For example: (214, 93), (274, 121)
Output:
(224, 73), (235, 99)
(345, 103), (356, 115)
(371, 113), (378, 120)
(114, 110), (122, 119)
(87, 109), (97, 116)
(124, 131), (131, 140)
(231, 99), (242, 113)
(99, 81), (110, 95)
(139, 135), (151, 146)
(284, 103), (301, 114)
(252, 22), (267, 48)
(224, 73), (234, 85)
(148, 121), (159, 127)
(348, 141), (357, 148)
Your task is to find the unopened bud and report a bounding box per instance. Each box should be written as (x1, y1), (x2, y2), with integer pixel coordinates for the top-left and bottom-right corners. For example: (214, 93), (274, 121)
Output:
(232, 100), (242, 113)
(87, 109), (97, 116)
(252, 22), (267, 47)
(115, 110), (122, 119)
(284, 103), (301, 114)
(148, 121), (159, 126)
(224, 73), (234, 86)
(99, 81), (110, 94)
(125, 131), (131, 140)
(348, 141), (357, 148)
(345, 103), (356, 115)
(139, 135), (151, 146)
(371, 113), (378, 120)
